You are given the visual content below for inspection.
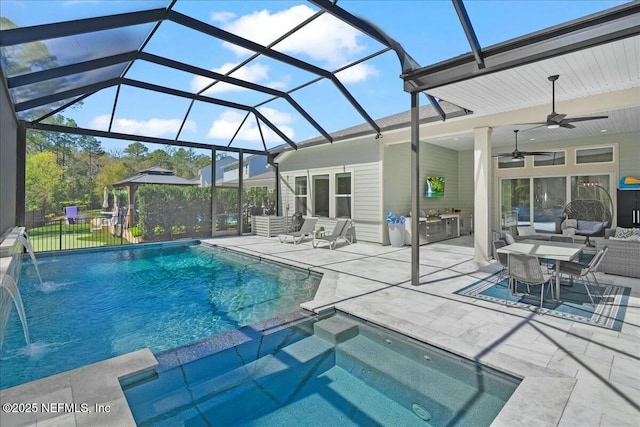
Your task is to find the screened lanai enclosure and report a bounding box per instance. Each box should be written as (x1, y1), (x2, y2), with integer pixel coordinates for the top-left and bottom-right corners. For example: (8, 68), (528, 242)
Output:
(2, 1), (638, 284)
(0, 0), (463, 252)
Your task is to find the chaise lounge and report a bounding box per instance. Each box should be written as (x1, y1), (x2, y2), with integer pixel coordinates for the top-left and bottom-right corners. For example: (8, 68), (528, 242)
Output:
(312, 219), (353, 250)
(278, 217), (318, 244)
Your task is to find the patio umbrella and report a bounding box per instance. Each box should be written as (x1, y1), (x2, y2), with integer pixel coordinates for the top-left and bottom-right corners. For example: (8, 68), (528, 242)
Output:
(103, 187), (109, 209)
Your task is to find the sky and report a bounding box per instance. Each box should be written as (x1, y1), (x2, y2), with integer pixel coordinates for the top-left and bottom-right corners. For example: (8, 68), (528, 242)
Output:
(0, 0), (629, 157)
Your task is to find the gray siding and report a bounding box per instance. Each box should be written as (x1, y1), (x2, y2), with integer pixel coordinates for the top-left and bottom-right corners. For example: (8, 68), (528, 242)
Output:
(278, 137), (383, 243)
(383, 142), (460, 218)
(458, 150), (474, 213)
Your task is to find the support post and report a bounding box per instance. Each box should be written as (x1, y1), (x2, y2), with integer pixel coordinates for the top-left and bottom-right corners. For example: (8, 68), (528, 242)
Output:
(16, 121), (27, 226)
(238, 150), (244, 235)
(411, 92), (420, 286)
(211, 148), (217, 237)
(473, 127), (492, 263)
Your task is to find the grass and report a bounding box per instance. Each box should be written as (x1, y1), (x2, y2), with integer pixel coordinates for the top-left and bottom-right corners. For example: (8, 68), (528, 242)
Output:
(27, 222), (131, 252)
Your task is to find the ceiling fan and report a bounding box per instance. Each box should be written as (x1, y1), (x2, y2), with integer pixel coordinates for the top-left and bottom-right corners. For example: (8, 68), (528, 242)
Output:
(523, 75), (608, 129)
(494, 130), (552, 161)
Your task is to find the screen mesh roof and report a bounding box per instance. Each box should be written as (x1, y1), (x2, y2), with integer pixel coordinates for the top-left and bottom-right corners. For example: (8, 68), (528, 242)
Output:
(0, 0), (628, 155)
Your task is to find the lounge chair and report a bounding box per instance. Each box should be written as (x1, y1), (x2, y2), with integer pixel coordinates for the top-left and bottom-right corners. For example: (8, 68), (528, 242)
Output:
(278, 217), (318, 244)
(312, 219), (353, 250)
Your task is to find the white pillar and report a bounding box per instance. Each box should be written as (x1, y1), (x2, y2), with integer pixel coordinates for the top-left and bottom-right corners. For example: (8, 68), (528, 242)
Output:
(473, 127), (492, 263)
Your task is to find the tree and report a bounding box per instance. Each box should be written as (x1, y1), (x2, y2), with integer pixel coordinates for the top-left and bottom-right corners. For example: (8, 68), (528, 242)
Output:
(124, 142), (149, 159)
(77, 135), (105, 178)
(25, 151), (64, 212)
(96, 157), (129, 185)
(145, 149), (173, 170)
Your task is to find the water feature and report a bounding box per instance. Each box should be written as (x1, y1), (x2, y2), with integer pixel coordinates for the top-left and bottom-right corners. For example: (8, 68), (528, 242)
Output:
(17, 231), (42, 286)
(0, 275), (30, 350)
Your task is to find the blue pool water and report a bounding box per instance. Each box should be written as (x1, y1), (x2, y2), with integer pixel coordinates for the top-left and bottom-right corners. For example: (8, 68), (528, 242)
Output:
(0, 241), (320, 389)
(125, 312), (521, 427)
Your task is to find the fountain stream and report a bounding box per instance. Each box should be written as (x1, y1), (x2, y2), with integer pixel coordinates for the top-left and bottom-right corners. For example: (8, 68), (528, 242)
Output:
(0, 274), (31, 349)
(17, 231), (42, 286)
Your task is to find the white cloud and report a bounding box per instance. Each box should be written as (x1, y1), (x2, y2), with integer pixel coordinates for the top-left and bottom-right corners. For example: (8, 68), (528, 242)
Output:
(336, 63), (380, 83)
(207, 109), (294, 142)
(191, 62), (288, 95)
(220, 5), (371, 70)
(210, 11), (236, 23)
(91, 115), (196, 137)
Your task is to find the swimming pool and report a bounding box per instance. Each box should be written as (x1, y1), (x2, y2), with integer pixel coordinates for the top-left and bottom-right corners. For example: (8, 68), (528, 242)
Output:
(125, 311), (520, 426)
(0, 241), (321, 389)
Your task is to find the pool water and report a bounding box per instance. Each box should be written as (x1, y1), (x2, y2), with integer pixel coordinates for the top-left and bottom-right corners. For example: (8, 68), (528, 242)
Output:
(0, 242), (320, 389)
(125, 312), (520, 427)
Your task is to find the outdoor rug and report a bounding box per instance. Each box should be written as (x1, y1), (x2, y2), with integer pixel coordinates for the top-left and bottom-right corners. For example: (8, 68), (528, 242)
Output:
(455, 273), (630, 331)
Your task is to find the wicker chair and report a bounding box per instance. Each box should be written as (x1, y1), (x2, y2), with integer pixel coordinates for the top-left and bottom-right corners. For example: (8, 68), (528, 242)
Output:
(493, 240), (509, 285)
(561, 199), (611, 246)
(507, 253), (555, 308)
(556, 247), (609, 305)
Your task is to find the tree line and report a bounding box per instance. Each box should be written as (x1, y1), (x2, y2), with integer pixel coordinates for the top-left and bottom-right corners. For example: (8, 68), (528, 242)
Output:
(26, 114), (210, 216)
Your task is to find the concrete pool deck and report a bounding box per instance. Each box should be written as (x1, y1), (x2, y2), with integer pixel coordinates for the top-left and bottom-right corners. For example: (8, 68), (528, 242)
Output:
(1, 235), (638, 426)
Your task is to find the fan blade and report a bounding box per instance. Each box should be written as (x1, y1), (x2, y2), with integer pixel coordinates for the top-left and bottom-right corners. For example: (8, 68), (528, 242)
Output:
(562, 115), (608, 123)
(560, 123), (576, 129)
(547, 113), (566, 124)
(492, 153), (513, 158)
(522, 151), (553, 156)
(519, 124), (546, 131)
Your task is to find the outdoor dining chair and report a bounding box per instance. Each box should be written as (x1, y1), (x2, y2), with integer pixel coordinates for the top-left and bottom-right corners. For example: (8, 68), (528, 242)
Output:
(507, 253), (555, 308)
(492, 240), (509, 285)
(555, 247), (609, 306)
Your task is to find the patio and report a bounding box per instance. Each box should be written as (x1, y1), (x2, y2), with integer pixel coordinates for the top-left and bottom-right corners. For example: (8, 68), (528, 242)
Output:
(206, 235), (640, 426)
(1, 235), (638, 426)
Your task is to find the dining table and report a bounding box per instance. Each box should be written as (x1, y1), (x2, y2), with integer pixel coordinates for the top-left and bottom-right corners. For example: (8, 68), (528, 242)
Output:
(496, 239), (585, 301)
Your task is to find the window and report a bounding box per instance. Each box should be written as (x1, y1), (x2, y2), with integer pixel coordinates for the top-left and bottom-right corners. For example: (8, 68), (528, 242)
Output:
(313, 175), (330, 217)
(575, 147), (613, 164)
(533, 177), (566, 232)
(501, 178), (530, 226)
(294, 176), (307, 215)
(335, 172), (352, 218)
(497, 157), (524, 169)
(534, 151), (565, 167)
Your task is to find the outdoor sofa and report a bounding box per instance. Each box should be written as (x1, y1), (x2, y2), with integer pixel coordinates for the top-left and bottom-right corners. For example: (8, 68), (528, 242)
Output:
(596, 228), (640, 278)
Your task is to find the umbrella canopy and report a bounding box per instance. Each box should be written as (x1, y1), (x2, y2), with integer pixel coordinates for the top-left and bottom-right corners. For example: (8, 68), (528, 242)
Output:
(102, 187), (109, 209)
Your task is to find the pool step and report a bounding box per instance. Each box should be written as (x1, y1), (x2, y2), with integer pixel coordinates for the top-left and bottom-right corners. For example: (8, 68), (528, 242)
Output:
(313, 315), (359, 344)
(129, 335), (334, 425)
(335, 334), (480, 425)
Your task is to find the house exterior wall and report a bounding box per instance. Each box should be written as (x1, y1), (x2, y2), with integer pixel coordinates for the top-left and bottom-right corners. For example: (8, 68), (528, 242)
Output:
(383, 142), (460, 218)
(199, 156), (235, 186)
(0, 81), (17, 235)
(277, 137), (382, 243)
(457, 150), (475, 213)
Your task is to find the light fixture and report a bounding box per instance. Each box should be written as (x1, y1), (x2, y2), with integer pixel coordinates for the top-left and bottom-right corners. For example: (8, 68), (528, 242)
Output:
(547, 124), (560, 129)
(600, 129), (608, 133)
(581, 181), (614, 220)
(529, 138), (536, 141)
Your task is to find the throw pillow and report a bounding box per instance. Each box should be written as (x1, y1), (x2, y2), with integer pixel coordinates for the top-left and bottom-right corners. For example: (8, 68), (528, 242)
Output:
(502, 232), (516, 245)
(517, 225), (537, 236)
(563, 218), (578, 229)
(614, 227), (635, 239)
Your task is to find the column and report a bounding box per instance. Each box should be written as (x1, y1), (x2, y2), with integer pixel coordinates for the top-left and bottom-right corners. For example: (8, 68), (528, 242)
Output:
(473, 127), (492, 263)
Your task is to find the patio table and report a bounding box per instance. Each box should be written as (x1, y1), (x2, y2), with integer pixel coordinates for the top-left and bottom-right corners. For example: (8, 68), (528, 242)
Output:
(496, 239), (585, 301)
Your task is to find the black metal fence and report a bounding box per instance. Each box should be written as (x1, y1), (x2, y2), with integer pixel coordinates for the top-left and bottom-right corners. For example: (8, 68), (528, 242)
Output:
(25, 214), (128, 253)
